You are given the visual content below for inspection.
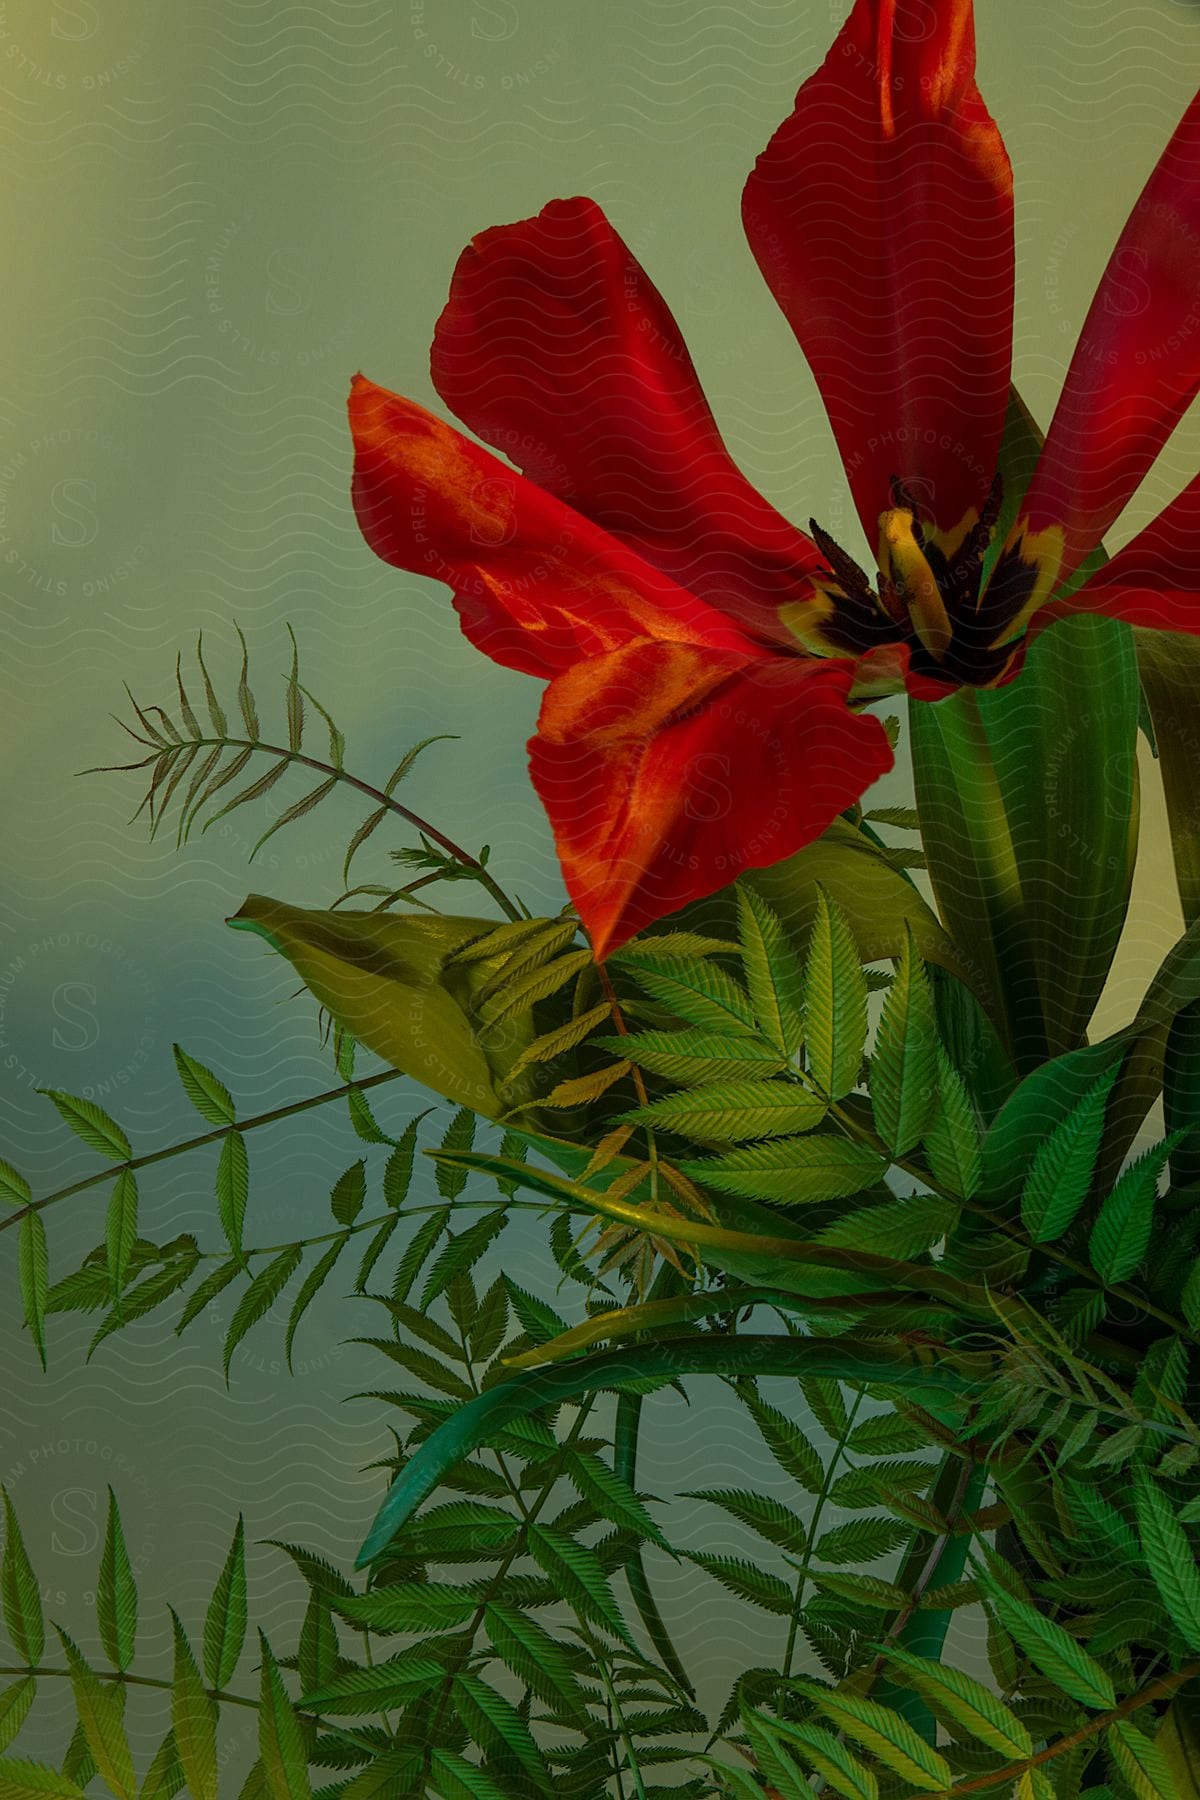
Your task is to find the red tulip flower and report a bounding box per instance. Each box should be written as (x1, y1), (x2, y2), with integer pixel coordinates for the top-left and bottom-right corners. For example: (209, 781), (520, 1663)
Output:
(349, 0), (1200, 960)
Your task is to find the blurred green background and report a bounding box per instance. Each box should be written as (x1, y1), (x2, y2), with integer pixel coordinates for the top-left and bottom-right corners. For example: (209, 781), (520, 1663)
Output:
(1, 0), (1199, 1773)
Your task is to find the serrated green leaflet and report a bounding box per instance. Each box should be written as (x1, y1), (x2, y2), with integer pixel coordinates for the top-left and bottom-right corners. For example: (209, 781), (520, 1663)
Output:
(1133, 1467), (1200, 1646)
(618, 951), (757, 1034)
(1106, 1720), (1176, 1800)
(40, 1092), (130, 1161)
(600, 1027), (785, 1085)
(170, 1611), (218, 1800)
(1021, 1066), (1119, 1242)
(172, 1045), (236, 1127)
(96, 1492), (137, 1673)
(870, 926), (938, 1155)
(18, 1214), (48, 1371)
(678, 1134), (885, 1203)
(203, 1516), (247, 1689)
(0, 1760), (86, 1796)
(804, 890), (868, 1102)
(757, 1717), (878, 1800)
(257, 1635), (312, 1800)
(924, 1046), (983, 1199)
(978, 1572), (1116, 1707)
(1089, 1138), (1175, 1285)
(802, 1682), (952, 1789)
(627, 1081), (826, 1142)
(883, 1646), (1033, 1758)
(736, 885), (805, 1056)
(223, 1246), (302, 1380)
(0, 1680), (34, 1755)
(56, 1630), (135, 1800)
(1, 1492), (43, 1666)
(689, 1553), (793, 1614)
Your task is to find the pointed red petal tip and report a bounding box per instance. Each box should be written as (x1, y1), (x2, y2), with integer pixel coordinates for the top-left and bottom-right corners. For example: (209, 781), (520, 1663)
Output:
(742, 0), (1013, 545)
(429, 189), (825, 646)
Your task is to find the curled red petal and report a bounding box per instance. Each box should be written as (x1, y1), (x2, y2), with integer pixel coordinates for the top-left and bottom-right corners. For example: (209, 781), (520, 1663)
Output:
(430, 195), (824, 647)
(348, 375), (754, 678)
(529, 642), (894, 959)
(742, 0), (1013, 545)
(1017, 93), (1200, 587)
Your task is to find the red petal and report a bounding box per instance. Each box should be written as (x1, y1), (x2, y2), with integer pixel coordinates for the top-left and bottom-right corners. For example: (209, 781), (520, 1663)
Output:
(529, 642), (894, 958)
(1017, 94), (1200, 586)
(430, 196), (824, 647)
(348, 375), (754, 678)
(742, 0), (1013, 545)
(1031, 471), (1200, 636)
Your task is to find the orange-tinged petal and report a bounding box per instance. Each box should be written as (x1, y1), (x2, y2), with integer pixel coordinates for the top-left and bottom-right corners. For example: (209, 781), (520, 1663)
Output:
(348, 375), (755, 677)
(1030, 470), (1200, 638)
(431, 196), (825, 647)
(1013, 93), (1200, 593)
(529, 642), (894, 958)
(743, 0), (1013, 545)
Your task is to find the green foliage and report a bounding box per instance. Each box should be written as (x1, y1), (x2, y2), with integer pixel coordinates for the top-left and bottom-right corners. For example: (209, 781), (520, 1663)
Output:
(24, 612), (1200, 1795)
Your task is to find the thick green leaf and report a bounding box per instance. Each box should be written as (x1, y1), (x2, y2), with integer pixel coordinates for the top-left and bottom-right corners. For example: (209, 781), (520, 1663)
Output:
(1136, 628), (1200, 927)
(871, 927), (938, 1156)
(736, 885), (805, 1055)
(1, 1494), (42, 1666)
(203, 1517), (248, 1689)
(803, 891), (868, 1102)
(356, 1336), (978, 1565)
(96, 1492), (137, 1673)
(228, 898), (543, 1118)
(1021, 1067), (1118, 1243)
(257, 1635), (312, 1800)
(911, 387), (1138, 1071)
(169, 1612), (218, 1800)
(980, 912), (1200, 1207)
